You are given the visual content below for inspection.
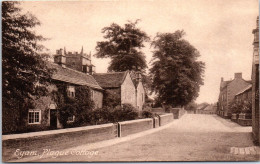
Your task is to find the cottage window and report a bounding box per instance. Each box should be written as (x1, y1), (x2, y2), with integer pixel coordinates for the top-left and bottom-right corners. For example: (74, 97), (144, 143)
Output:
(67, 86), (75, 98)
(67, 115), (75, 122)
(28, 110), (41, 124)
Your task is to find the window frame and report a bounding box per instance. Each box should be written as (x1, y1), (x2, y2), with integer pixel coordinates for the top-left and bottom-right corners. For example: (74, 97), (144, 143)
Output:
(28, 109), (41, 125)
(67, 115), (75, 123)
(67, 85), (75, 98)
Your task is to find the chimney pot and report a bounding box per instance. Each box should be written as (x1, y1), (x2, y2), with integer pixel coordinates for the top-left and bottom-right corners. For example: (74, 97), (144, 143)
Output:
(234, 73), (242, 79)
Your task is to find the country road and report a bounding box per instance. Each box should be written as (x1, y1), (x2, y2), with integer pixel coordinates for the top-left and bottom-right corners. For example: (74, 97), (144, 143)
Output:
(21, 114), (259, 162)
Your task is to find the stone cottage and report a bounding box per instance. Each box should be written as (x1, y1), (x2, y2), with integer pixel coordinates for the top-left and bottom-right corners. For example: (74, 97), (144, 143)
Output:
(218, 73), (251, 118)
(93, 71), (145, 111)
(22, 48), (104, 132)
(26, 62), (103, 131)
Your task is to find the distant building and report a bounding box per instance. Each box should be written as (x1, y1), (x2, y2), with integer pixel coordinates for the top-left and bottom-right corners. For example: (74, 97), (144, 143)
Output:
(195, 103), (208, 114)
(251, 16), (259, 145)
(218, 73), (251, 118)
(196, 104), (217, 115)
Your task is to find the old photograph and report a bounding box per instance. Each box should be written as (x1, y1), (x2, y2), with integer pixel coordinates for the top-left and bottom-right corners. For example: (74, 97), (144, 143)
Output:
(2, 0), (259, 162)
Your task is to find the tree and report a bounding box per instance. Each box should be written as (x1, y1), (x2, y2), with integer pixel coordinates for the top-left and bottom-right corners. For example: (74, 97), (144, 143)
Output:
(2, 2), (53, 132)
(95, 20), (150, 72)
(149, 30), (205, 107)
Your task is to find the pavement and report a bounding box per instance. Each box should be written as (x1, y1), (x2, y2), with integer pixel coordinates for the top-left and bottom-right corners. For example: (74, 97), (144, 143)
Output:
(8, 114), (260, 162)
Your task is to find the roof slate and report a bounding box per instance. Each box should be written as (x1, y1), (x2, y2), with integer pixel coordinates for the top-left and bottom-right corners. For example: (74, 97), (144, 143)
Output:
(92, 71), (128, 88)
(47, 62), (102, 90)
(235, 84), (252, 96)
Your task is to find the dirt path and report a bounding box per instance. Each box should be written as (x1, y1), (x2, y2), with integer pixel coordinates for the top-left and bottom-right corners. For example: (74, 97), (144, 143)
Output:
(32, 114), (259, 162)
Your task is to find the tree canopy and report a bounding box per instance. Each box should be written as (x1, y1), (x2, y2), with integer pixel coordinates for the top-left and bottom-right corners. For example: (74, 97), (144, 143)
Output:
(95, 20), (150, 72)
(149, 30), (205, 107)
(2, 2), (53, 132)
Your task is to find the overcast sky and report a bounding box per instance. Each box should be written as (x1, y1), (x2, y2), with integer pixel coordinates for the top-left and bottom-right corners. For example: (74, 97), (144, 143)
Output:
(20, 0), (258, 104)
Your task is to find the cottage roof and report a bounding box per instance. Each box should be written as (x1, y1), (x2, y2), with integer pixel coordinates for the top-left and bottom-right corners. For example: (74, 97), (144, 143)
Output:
(221, 79), (252, 90)
(204, 105), (213, 111)
(235, 84), (252, 96)
(92, 71), (128, 88)
(47, 62), (102, 90)
(197, 103), (209, 110)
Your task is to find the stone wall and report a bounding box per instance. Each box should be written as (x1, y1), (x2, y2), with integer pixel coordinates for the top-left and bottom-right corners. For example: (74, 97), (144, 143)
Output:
(136, 82), (145, 111)
(65, 54), (82, 72)
(153, 117), (159, 128)
(92, 89), (103, 108)
(121, 73), (136, 107)
(159, 113), (174, 126)
(118, 118), (153, 137)
(252, 64), (259, 144)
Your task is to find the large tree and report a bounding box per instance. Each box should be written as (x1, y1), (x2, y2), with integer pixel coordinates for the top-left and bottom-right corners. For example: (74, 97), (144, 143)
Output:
(95, 20), (150, 72)
(149, 30), (205, 107)
(2, 2), (53, 133)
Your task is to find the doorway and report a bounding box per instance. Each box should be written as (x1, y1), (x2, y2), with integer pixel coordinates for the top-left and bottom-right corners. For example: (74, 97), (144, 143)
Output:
(50, 109), (57, 129)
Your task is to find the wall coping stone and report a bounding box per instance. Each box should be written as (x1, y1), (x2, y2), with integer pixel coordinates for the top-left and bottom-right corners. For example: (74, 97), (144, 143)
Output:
(119, 118), (153, 125)
(2, 123), (114, 141)
(160, 113), (173, 118)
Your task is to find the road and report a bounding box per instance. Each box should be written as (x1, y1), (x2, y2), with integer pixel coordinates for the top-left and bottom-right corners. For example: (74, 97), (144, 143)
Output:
(12, 114), (260, 162)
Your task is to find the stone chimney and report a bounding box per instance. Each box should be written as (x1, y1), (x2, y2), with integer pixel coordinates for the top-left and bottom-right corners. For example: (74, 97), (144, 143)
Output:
(136, 72), (142, 82)
(221, 77), (224, 82)
(234, 73), (242, 79)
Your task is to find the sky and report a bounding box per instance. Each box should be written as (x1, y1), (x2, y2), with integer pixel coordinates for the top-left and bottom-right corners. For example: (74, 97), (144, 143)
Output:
(20, 0), (258, 104)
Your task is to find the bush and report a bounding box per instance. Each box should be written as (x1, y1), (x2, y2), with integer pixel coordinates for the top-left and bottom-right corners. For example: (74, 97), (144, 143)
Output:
(230, 101), (243, 114)
(87, 107), (112, 125)
(112, 104), (139, 122)
(83, 103), (139, 125)
(241, 100), (252, 114)
(141, 110), (154, 118)
(230, 99), (252, 114)
(143, 104), (152, 111)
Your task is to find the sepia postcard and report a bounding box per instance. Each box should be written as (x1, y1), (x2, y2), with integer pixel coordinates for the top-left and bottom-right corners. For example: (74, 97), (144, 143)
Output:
(2, 0), (260, 162)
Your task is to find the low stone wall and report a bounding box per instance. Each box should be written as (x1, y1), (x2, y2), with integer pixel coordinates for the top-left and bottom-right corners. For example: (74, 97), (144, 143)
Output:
(118, 118), (153, 137)
(169, 108), (186, 119)
(159, 113), (174, 126)
(178, 108), (186, 118)
(237, 119), (252, 126)
(153, 117), (159, 128)
(151, 108), (165, 114)
(2, 123), (118, 142)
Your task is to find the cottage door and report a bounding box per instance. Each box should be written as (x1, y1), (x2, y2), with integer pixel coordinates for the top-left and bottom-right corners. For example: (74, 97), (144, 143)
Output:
(50, 109), (57, 129)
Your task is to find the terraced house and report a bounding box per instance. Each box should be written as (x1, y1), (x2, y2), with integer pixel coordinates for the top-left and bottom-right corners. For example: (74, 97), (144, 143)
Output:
(3, 48), (104, 134)
(218, 73), (251, 118)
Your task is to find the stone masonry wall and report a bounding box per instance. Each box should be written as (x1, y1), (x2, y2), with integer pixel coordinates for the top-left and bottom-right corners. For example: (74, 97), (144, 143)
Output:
(121, 73), (136, 107)
(136, 82), (145, 111)
(118, 118), (153, 137)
